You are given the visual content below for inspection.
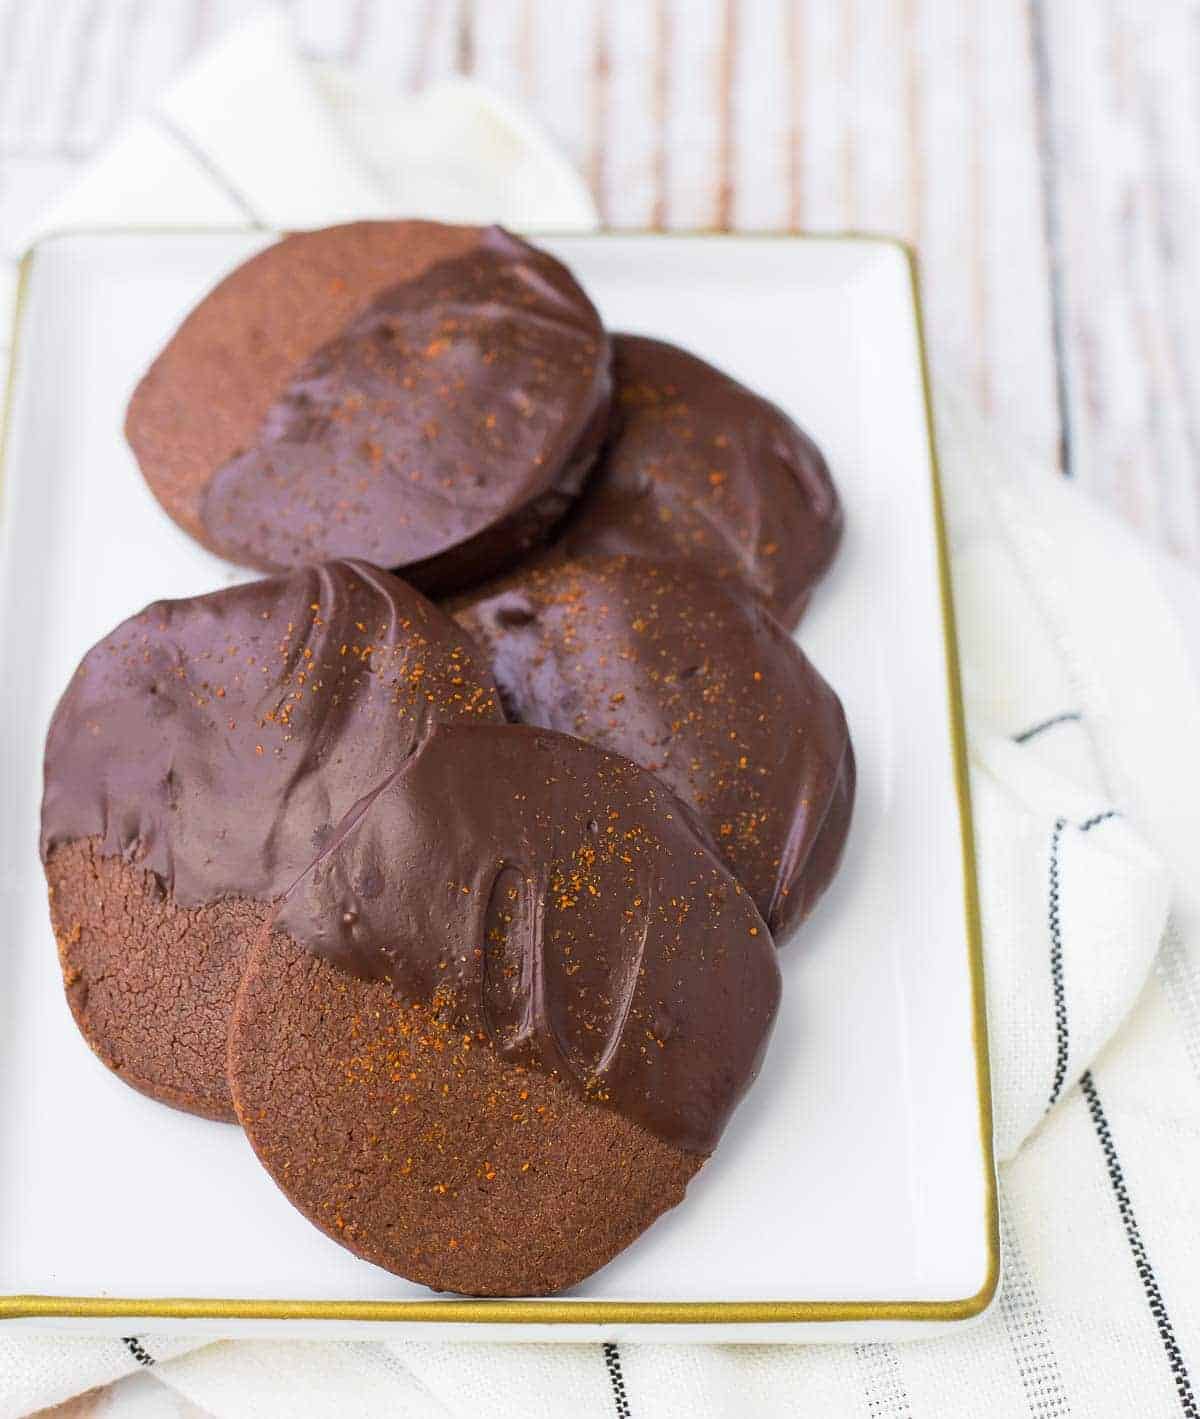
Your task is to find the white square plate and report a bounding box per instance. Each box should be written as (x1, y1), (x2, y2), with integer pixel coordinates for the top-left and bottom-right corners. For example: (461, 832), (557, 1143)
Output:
(0, 231), (995, 1342)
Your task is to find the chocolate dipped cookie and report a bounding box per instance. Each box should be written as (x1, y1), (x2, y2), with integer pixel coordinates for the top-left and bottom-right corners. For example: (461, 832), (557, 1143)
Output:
(456, 555), (854, 943)
(558, 335), (842, 628)
(41, 561), (502, 1120)
(228, 722), (780, 1295)
(127, 223), (612, 594)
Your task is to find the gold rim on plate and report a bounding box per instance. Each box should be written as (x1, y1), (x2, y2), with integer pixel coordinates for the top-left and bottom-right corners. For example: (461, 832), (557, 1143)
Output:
(0, 228), (997, 1326)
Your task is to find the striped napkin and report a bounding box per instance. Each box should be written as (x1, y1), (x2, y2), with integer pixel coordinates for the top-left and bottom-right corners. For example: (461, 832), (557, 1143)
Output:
(2, 8), (1199, 1417)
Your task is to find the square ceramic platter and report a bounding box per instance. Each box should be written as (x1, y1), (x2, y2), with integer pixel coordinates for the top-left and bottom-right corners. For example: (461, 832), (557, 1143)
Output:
(0, 230), (995, 1343)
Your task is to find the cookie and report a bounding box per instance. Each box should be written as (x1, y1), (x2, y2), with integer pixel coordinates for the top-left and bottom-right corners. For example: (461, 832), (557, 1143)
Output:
(558, 334), (842, 628)
(456, 555), (854, 943)
(41, 561), (502, 1119)
(127, 223), (612, 594)
(228, 723), (780, 1295)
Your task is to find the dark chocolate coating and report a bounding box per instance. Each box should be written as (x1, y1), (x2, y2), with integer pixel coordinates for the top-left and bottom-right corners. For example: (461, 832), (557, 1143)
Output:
(129, 224), (612, 595)
(41, 561), (502, 1117)
(271, 723), (781, 1155)
(558, 334), (842, 629)
(456, 556), (854, 942)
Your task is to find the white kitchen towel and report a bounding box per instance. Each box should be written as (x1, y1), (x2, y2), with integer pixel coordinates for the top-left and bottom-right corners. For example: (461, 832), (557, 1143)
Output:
(1, 7), (1198, 1417)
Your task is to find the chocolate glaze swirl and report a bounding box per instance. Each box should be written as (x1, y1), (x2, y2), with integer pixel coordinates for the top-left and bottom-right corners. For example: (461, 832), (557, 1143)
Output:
(275, 722), (781, 1154)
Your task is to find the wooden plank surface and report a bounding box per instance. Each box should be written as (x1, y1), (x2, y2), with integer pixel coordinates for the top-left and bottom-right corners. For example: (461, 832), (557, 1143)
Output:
(0, 0), (1197, 564)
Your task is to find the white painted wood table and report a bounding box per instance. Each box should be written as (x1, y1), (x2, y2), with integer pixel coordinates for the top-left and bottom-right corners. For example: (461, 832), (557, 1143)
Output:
(2, 0), (1197, 565)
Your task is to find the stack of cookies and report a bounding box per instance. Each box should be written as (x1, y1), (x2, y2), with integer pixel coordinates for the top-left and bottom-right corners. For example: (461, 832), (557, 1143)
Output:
(40, 222), (854, 1297)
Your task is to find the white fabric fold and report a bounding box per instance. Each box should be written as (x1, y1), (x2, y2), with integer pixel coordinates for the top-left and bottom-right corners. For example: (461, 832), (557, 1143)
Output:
(2, 7), (1199, 1417)
(6, 8), (596, 252)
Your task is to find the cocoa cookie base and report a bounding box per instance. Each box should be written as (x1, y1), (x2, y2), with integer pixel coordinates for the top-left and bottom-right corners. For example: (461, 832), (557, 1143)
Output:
(46, 837), (264, 1123)
(229, 928), (704, 1297)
